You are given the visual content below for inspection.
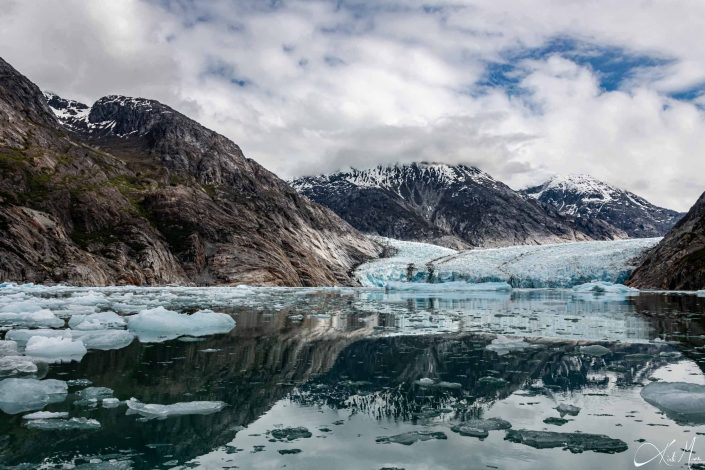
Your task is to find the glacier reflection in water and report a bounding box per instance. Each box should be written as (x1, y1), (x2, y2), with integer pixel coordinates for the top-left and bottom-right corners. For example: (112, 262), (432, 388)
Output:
(0, 286), (704, 469)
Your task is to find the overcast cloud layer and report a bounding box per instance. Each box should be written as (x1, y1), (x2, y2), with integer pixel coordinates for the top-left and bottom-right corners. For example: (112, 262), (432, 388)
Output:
(1, 0), (704, 210)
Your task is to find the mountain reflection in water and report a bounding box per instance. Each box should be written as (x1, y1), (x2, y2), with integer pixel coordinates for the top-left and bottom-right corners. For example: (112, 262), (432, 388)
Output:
(1, 288), (705, 469)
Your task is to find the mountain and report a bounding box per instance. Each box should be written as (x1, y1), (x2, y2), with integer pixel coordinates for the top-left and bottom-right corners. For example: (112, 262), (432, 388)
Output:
(291, 163), (618, 248)
(0, 57), (381, 286)
(628, 191), (705, 290)
(522, 175), (683, 238)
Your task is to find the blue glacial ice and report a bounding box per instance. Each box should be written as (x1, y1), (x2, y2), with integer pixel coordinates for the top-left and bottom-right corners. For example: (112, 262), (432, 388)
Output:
(0, 378), (68, 414)
(356, 237), (660, 288)
(24, 336), (87, 363)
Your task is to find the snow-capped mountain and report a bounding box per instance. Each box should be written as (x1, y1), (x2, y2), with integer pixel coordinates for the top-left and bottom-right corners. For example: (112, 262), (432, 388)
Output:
(0, 57), (381, 286)
(291, 163), (618, 248)
(523, 175), (683, 237)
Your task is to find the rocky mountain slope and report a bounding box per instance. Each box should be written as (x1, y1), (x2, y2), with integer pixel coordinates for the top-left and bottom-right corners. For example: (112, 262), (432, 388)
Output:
(628, 191), (705, 290)
(523, 175), (683, 237)
(291, 163), (623, 248)
(0, 57), (381, 286)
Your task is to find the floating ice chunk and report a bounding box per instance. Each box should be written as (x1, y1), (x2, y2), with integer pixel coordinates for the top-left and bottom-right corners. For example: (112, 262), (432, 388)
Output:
(22, 410), (69, 419)
(385, 281), (512, 292)
(415, 377), (435, 386)
(505, 429), (628, 453)
(127, 307), (235, 342)
(77, 386), (114, 400)
(0, 340), (18, 356)
(0, 378), (68, 414)
(102, 398), (120, 408)
(579, 344), (611, 356)
(450, 425), (488, 438)
(269, 427), (312, 441)
(641, 382), (705, 424)
(459, 417), (512, 431)
(555, 403), (581, 417)
(25, 417), (101, 431)
(0, 356), (39, 376)
(25, 336), (87, 363)
(5, 328), (72, 344)
(376, 430), (448, 445)
(125, 398), (226, 420)
(572, 281), (639, 300)
(69, 311), (126, 330)
(0, 308), (63, 328)
(71, 330), (134, 351)
(486, 336), (536, 356)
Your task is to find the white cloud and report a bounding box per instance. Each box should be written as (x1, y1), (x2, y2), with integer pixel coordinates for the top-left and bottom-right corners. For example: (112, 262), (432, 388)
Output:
(0, 0), (704, 211)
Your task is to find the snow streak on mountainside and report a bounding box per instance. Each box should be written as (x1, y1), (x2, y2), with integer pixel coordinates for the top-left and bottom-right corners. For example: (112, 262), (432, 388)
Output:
(523, 174), (683, 237)
(292, 162), (621, 249)
(357, 237), (660, 288)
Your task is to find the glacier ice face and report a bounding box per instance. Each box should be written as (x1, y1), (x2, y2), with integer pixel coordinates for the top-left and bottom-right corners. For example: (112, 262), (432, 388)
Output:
(125, 398), (226, 420)
(127, 307), (235, 343)
(640, 382), (705, 423)
(357, 237), (659, 288)
(68, 311), (126, 330)
(0, 378), (68, 414)
(25, 336), (87, 363)
(71, 330), (135, 351)
(385, 281), (512, 292)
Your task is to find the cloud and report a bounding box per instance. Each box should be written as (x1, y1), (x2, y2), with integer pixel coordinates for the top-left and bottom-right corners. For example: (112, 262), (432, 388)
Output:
(0, 0), (704, 211)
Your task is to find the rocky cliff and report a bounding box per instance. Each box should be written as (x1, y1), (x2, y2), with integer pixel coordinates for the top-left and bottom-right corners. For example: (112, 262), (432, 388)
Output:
(0, 57), (381, 286)
(628, 191), (705, 290)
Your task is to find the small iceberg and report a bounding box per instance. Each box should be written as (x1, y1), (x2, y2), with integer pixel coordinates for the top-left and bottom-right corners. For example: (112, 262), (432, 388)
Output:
(579, 344), (611, 357)
(5, 329), (72, 344)
(71, 330), (135, 351)
(127, 307), (235, 342)
(0, 340), (18, 357)
(68, 311), (126, 330)
(0, 378), (68, 414)
(376, 430), (448, 445)
(24, 336), (87, 363)
(0, 308), (64, 328)
(486, 336), (537, 356)
(0, 356), (40, 376)
(125, 397), (227, 420)
(25, 417), (101, 431)
(572, 281), (638, 299)
(22, 411), (69, 420)
(640, 382), (705, 424)
(505, 429), (628, 453)
(385, 281), (512, 292)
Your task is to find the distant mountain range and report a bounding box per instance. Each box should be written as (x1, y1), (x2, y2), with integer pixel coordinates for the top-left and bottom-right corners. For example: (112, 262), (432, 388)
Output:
(0, 57), (380, 286)
(292, 163), (682, 248)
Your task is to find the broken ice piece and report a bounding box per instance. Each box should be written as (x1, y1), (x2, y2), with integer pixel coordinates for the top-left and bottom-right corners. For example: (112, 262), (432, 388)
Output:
(125, 397), (226, 420)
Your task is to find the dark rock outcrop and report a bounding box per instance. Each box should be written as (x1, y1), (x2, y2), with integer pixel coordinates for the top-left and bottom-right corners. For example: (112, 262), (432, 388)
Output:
(523, 174), (683, 238)
(0, 57), (381, 286)
(292, 163), (621, 248)
(628, 192), (705, 290)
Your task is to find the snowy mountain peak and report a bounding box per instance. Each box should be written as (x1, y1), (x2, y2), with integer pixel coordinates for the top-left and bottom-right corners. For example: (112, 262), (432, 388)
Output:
(43, 91), (90, 121)
(522, 174), (683, 237)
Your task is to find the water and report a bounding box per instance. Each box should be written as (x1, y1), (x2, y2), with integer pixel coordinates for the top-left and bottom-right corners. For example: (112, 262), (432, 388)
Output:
(1, 286), (705, 469)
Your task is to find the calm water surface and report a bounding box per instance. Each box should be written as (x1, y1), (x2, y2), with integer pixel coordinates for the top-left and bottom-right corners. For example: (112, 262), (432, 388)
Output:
(1, 287), (705, 469)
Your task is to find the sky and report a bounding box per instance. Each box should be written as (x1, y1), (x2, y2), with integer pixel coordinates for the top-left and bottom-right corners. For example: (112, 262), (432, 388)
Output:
(1, 0), (704, 211)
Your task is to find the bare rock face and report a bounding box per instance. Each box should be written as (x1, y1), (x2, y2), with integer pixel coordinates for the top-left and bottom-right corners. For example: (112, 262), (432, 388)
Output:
(0, 57), (380, 286)
(628, 192), (705, 290)
(291, 163), (621, 248)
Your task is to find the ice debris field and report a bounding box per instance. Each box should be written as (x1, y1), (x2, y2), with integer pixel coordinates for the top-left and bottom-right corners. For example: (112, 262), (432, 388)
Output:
(356, 237), (661, 288)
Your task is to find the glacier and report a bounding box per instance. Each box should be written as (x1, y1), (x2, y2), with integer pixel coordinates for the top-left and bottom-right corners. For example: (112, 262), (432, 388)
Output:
(356, 237), (660, 288)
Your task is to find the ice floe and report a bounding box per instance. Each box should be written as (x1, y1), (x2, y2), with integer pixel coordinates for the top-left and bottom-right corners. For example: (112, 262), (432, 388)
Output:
(25, 336), (87, 363)
(72, 330), (134, 351)
(505, 429), (628, 453)
(127, 307), (235, 342)
(486, 336), (537, 356)
(0, 378), (68, 414)
(376, 430), (448, 445)
(125, 398), (227, 420)
(24, 417), (101, 431)
(68, 311), (126, 330)
(0, 340), (18, 356)
(640, 381), (705, 423)
(0, 306), (63, 328)
(0, 356), (39, 376)
(22, 410), (69, 419)
(5, 328), (72, 344)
